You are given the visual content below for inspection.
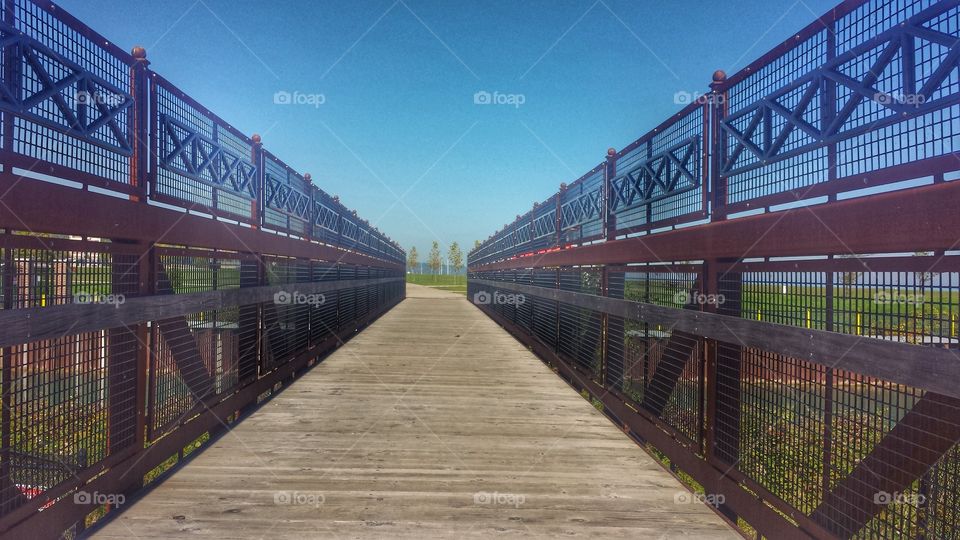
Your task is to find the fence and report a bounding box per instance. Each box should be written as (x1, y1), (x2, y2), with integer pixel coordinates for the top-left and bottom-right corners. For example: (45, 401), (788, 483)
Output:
(469, 0), (960, 538)
(0, 0), (405, 537)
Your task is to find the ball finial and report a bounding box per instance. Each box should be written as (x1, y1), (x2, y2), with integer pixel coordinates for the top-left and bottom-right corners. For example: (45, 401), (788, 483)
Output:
(559, 182), (567, 191)
(131, 46), (147, 59)
(304, 173), (312, 183)
(607, 147), (617, 157)
(712, 70), (727, 83)
(252, 133), (262, 144)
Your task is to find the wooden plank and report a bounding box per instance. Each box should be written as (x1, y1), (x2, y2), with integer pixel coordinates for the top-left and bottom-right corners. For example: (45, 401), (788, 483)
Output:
(88, 285), (739, 539)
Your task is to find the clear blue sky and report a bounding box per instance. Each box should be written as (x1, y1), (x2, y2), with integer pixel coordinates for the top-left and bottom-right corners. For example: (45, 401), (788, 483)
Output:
(60, 0), (835, 256)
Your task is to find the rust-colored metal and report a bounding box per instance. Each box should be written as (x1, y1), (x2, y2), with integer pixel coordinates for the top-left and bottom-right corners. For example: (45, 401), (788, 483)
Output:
(470, 181), (960, 272)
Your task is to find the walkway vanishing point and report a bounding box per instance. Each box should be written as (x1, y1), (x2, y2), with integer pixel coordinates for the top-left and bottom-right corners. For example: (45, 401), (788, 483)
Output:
(90, 285), (737, 539)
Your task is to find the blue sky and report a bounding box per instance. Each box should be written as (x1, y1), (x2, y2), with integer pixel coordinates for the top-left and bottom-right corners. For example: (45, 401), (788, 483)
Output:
(60, 0), (836, 257)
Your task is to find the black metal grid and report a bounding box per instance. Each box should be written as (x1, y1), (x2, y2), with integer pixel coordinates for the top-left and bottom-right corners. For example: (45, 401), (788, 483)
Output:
(723, 29), (828, 205)
(262, 257), (310, 371)
(559, 168), (604, 245)
(337, 265), (357, 328)
(11, 0), (133, 187)
(557, 268), (602, 380)
(0, 240), (141, 515)
(310, 262), (339, 344)
(154, 82), (256, 222)
(150, 251), (247, 437)
(531, 269), (557, 349)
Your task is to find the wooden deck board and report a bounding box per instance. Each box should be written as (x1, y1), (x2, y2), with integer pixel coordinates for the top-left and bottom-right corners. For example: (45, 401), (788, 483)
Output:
(91, 284), (738, 539)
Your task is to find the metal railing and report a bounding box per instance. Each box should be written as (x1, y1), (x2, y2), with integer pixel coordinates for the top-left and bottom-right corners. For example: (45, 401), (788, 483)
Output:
(0, 0), (405, 537)
(469, 0), (960, 538)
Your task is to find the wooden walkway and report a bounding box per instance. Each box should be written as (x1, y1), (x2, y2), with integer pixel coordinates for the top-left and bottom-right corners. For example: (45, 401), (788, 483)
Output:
(92, 284), (738, 539)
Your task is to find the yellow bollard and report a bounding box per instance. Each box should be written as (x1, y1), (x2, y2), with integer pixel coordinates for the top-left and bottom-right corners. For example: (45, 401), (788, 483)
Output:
(756, 308), (761, 321)
(856, 312), (862, 336)
(806, 308), (811, 329)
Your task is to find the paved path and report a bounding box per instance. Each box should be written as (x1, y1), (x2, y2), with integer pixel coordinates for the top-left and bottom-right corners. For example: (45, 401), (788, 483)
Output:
(92, 284), (737, 539)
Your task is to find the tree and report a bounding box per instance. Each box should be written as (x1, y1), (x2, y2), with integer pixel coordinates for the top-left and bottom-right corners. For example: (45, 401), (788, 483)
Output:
(474, 239), (481, 250)
(448, 241), (463, 283)
(407, 246), (419, 273)
(428, 241), (442, 277)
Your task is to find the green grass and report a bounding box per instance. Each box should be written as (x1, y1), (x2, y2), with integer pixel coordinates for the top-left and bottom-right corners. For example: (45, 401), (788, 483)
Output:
(406, 273), (467, 295)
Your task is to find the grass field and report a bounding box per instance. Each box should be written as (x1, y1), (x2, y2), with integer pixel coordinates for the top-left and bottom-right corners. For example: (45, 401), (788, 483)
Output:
(406, 273), (467, 295)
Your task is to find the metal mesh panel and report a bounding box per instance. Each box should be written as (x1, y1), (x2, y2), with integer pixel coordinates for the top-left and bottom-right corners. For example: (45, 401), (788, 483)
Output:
(557, 268), (602, 379)
(338, 265), (357, 327)
(154, 82), (256, 222)
(4, 328), (137, 511)
(514, 270), (533, 333)
(150, 251), (245, 436)
(263, 156), (311, 236)
(531, 270), (557, 349)
(0, 241), (140, 514)
(619, 269), (703, 444)
(262, 258), (310, 371)
(611, 106), (704, 234)
(310, 262), (338, 344)
(715, 258), (960, 538)
(559, 168), (604, 245)
(10, 0), (133, 187)
(721, 0), (960, 209)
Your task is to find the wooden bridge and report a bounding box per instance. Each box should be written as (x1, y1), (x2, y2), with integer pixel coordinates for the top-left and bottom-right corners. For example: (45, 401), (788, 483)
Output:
(1, 0), (959, 538)
(88, 285), (737, 539)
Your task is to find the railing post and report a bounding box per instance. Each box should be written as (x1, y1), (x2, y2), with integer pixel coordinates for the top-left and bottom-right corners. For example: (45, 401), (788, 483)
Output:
(703, 258), (741, 524)
(0, 246), (18, 511)
(130, 46), (150, 200)
(604, 148), (617, 241)
(251, 134), (264, 228)
(823, 20), (838, 196)
(1, 0), (19, 170)
(305, 173), (314, 242)
(556, 184), (565, 249)
(709, 70), (727, 219)
(134, 244), (154, 451)
(333, 196), (343, 250)
(600, 265), (608, 387)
